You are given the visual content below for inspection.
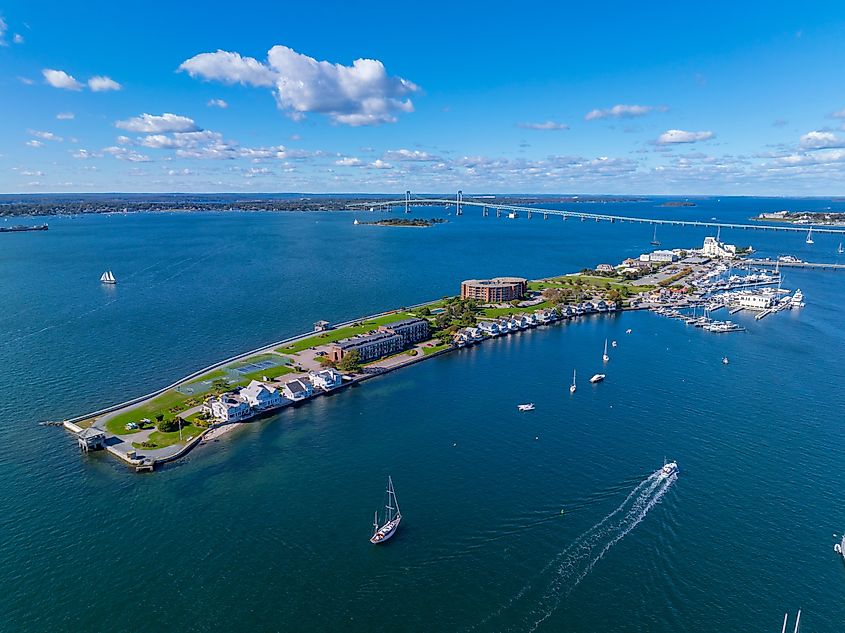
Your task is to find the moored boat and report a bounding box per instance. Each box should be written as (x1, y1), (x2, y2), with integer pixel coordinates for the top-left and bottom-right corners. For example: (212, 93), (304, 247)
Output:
(370, 476), (401, 544)
(589, 373), (605, 384)
(517, 403), (535, 411)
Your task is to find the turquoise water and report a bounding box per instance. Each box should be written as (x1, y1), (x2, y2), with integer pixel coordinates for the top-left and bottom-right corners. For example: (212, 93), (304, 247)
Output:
(1, 199), (845, 631)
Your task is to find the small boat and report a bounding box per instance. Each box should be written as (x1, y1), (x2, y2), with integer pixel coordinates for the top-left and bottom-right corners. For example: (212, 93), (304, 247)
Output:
(517, 403), (535, 411)
(650, 225), (660, 246)
(602, 339), (609, 363)
(100, 270), (117, 284)
(625, 328), (632, 334)
(589, 373), (605, 384)
(353, 219), (359, 225)
(660, 459), (678, 478)
(835, 533), (845, 560)
(806, 228), (814, 245)
(611, 340), (617, 348)
(569, 370), (576, 394)
(370, 476), (402, 544)
(839, 242), (844, 254)
(722, 357), (729, 365)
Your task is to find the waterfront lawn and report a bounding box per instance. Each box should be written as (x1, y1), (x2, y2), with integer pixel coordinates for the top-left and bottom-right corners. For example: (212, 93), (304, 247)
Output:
(530, 276), (655, 294)
(422, 342), (451, 355)
(104, 390), (200, 436)
(239, 364), (295, 382)
(131, 422), (203, 450)
(277, 312), (417, 353)
(480, 300), (554, 318)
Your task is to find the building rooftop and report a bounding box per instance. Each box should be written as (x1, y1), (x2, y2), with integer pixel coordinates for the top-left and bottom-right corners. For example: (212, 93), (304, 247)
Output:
(335, 331), (401, 350)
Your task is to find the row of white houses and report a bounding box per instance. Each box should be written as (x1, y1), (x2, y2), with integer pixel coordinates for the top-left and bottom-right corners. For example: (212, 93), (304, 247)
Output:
(205, 369), (343, 422)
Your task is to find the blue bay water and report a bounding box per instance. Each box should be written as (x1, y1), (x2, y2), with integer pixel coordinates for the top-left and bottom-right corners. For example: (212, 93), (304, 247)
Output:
(0, 198), (844, 631)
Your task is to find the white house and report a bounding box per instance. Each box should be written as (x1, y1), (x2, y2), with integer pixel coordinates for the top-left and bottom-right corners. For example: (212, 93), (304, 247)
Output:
(737, 293), (773, 309)
(309, 369), (342, 391)
(479, 321), (499, 336)
(283, 378), (313, 401)
(240, 380), (283, 410)
(702, 236), (738, 259)
(209, 393), (253, 422)
(596, 263), (615, 273)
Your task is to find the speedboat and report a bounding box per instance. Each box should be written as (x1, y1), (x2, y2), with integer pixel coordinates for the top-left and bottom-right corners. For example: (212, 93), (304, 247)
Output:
(517, 403), (535, 411)
(660, 460), (678, 478)
(625, 328), (632, 334)
(722, 357), (729, 365)
(589, 374), (605, 384)
(611, 340), (618, 348)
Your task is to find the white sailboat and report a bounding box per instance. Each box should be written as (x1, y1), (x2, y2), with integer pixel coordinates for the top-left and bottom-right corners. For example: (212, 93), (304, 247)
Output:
(602, 338), (609, 363)
(100, 270), (117, 284)
(838, 242), (844, 254)
(370, 476), (401, 544)
(569, 369), (576, 393)
(650, 225), (660, 246)
(805, 228), (814, 245)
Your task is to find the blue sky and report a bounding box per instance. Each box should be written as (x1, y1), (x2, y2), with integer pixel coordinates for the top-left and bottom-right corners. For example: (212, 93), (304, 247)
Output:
(2, 1), (845, 194)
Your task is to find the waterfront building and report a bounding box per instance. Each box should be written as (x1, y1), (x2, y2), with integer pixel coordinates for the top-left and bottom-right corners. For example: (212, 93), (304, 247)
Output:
(377, 317), (430, 345)
(283, 379), (314, 401)
(209, 394), (253, 422)
(240, 380), (283, 410)
(309, 368), (342, 391)
(641, 250), (679, 263)
(78, 427), (105, 452)
(314, 320), (332, 332)
(596, 263), (615, 273)
(737, 293), (774, 309)
(328, 331), (404, 363)
(702, 236), (738, 259)
(478, 321), (499, 336)
(460, 277), (527, 303)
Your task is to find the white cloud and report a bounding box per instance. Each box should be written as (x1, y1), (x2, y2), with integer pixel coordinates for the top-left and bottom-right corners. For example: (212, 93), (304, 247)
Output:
(102, 146), (151, 162)
(29, 130), (63, 142)
(207, 98), (228, 108)
(585, 104), (663, 121)
(799, 130), (844, 150)
(18, 76), (35, 85)
(72, 149), (101, 159)
(656, 129), (714, 145)
(0, 17), (6, 45)
(335, 156), (363, 166)
(179, 44), (419, 125)
(383, 149), (441, 161)
(56, 112), (75, 120)
(13, 33), (23, 44)
(116, 113), (199, 133)
(830, 108), (845, 119)
(43, 69), (83, 90)
(25, 140), (44, 148)
(20, 170), (44, 176)
(88, 76), (122, 92)
(517, 121), (569, 131)
(368, 159), (393, 169)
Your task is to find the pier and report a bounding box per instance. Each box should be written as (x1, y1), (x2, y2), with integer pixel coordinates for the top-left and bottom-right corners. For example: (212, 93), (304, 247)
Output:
(745, 259), (845, 270)
(353, 194), (845, 236)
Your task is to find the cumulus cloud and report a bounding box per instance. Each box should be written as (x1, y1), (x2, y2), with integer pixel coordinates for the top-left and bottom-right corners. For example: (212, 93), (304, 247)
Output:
(383, 149), (441, 161)
(517, 121), (569, 131)
(830, 108), (845, 119)
(368, 159), (393, 169)
(656, 129), (715, 145)
(25, 140), (44, 148)
(72, 149), (101, 159)
(799, 130), (845, 150)
(13, 33), (23, 44)
(207, 98), (228, 108)
(116, 113), (200, 134)
(88, 76), (122, 92)
(43, 69), (83, 90)
(56, 112), (75, 120)
(0, 17), (6, 45)
(102, 146), (151, 162)
(29, 130), (63, 142)
(335, 156), (363, 166)
(179, 44), (419, 125)
(585, 104), (664, 121)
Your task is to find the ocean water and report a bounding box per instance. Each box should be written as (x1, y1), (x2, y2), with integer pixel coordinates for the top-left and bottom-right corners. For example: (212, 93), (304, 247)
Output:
(1, 198), (844, 632)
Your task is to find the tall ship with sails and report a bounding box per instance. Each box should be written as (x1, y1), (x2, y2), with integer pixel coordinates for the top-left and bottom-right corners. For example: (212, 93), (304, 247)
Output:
(100, 270), (117, 285)
(370, 476), (401, 544)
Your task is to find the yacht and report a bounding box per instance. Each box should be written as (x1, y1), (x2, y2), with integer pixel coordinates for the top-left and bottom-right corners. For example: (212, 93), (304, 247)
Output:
(569, 370), (576, 394)
(611, 340), (618, 348)
(806, 227), (814, 245)
(589, 373), (605, 384)
(517, 403), (535, 411)
(602, 339), (610, 363)
(370, 476), (401, 544)
(722, 356), (729, 365)
(839, 242), (844, 255)
(660, 460), (679, 478)
(790, 289), (805, 308)
(650, 225), (661, 246)
(625, 328), (632, 334)
(353, 218), (360, 225)
(100, 270), (117, 284)
(834, 534), (845, 559)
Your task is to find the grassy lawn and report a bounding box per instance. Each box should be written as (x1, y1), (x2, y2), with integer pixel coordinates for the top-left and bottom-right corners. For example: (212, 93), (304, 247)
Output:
(277, 312), (417, 353)
(131, 422), (204, 450)
(239, 364), (295, 382)
(422, 342), (451, 355)
(530, 276), (654, 294)
(104, 389), (200, 436)
(480, 300), (554, 318)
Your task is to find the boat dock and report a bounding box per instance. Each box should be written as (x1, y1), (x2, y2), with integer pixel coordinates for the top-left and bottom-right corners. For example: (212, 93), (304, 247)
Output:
(746, 258), (845, 270)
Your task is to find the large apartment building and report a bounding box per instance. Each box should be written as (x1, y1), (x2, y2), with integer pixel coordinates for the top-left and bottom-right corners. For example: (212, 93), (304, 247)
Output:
(329, 317), (430, 363)
(460, 277), (527, 303)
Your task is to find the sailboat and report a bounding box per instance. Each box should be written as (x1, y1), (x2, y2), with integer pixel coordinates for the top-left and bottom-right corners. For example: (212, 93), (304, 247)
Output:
(650, 225), (660, 246)
(781, 610), (801, 633)
(569, 369), (576, 393)
(100, 270), (117, 284)
(602, 338), (610, 363)
(805, 228), (814, 245)
(370, 476), (402, 544)
(838, 242), (843, 254)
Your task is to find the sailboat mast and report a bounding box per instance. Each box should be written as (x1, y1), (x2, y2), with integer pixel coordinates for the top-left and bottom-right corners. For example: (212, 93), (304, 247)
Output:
(793, 610), (801, 633)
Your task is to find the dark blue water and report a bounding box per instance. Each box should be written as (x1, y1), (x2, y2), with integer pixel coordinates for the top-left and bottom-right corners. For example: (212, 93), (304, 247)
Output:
(1, 198), (844, 632)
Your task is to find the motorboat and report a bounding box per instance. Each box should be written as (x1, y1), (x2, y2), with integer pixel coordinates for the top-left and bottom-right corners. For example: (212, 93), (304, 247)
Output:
(660, 460), (678, 478)
(569, 369), (576, 394)
(517, 403), (535, 411)
(589, 374), (605, 384)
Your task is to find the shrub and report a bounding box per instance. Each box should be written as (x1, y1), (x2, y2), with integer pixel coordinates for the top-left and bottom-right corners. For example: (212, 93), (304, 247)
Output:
(158, 418), (181, 433)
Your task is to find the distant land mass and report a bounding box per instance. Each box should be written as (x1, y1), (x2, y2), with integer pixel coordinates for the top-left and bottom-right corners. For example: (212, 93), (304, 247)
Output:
(359, 218), (447, 227)
(660, 201), (696, 207)
(0, 193), (649, 217)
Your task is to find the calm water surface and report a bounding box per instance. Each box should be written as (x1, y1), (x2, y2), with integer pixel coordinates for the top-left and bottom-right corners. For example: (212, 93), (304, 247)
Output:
(1, 198), (844, 632)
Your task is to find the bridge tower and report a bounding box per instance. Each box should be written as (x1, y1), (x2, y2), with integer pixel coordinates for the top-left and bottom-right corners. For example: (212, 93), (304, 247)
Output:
(527, 210), (532, 220)
(405, 190), (411, 214)
(543, 212), (548, 220)
(482, 206), (488, 217)
(496, 207), (502, 218)
(456, 190), (463, 216)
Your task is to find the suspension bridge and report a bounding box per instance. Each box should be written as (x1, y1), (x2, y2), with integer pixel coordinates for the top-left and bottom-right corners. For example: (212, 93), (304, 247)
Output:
(350, 190), (845, 235)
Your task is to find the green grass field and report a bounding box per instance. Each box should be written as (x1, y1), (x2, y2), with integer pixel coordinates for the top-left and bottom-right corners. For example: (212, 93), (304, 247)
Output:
(479, 300), (555, 318)
(131, 421), (204, 450)
(277, 312), (418, 353)
(422, 342), (451, 355)
(104, 390), (200, 435)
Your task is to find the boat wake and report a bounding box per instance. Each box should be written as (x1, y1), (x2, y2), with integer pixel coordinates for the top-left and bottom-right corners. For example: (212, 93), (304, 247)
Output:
(472, 469), (676, 632)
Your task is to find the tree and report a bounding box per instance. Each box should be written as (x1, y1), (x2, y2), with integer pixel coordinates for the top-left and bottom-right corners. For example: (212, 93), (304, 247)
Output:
(317, 355), (336, 367)
(158, 417), (180, 433)
(155, 413), (164, 423)
(337, 349), (361, 372)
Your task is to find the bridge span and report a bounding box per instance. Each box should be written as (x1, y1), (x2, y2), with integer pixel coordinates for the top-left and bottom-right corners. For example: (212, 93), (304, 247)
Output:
(351, 194), (845, 236)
